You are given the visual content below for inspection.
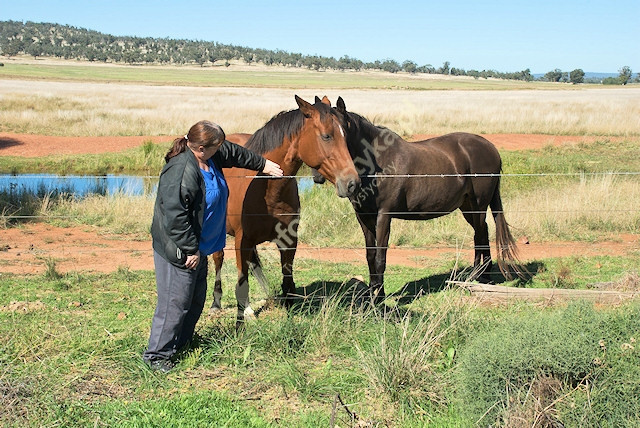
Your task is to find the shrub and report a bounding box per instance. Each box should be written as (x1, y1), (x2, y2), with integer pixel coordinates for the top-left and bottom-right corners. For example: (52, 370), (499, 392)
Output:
(456, 301), (640, 426)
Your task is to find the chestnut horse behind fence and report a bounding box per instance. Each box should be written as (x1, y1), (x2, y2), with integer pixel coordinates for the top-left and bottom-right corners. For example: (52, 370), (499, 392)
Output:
(312, 96), (524, 301)
(211, 95), (359, 326)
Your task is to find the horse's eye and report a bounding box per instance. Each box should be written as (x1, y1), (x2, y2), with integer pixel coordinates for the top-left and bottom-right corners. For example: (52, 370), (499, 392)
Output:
(321, 133), (331, 142)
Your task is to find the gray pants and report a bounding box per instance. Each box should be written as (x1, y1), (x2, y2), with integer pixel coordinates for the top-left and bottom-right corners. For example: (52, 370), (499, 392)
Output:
(143, 250), (208, 361)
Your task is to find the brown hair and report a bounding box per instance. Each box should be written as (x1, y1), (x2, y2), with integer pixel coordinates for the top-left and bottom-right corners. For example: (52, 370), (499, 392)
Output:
(164, 120), (226, 162)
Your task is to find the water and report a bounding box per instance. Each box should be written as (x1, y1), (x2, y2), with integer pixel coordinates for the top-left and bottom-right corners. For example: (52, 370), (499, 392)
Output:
(0, 174), (314, 198)
(0, 174), (159, 197)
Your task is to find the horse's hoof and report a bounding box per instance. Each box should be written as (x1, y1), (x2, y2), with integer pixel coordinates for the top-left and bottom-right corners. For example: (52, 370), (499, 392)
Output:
(244, 306), (256, 320)
(208, 305), (222, 315)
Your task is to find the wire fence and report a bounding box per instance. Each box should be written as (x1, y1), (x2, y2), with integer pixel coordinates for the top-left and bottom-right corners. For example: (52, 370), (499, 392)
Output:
(2, 170), (639, 288)
(3, 171), (640, 180)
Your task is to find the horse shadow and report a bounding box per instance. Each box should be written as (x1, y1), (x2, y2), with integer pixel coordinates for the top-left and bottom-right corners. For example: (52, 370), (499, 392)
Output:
(0, 137), (23, 151)
(288, 261), (543, 312)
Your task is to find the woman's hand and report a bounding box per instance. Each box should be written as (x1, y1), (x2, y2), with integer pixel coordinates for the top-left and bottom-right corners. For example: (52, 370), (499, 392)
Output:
(262, 159), (284, 177)
(185, 251), (201, 270)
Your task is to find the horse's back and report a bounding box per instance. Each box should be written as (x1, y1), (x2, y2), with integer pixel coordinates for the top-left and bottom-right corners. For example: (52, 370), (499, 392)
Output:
(374, 132), (502, 216)
(413, 132), (501, 171)
(227, 133), (252, 147)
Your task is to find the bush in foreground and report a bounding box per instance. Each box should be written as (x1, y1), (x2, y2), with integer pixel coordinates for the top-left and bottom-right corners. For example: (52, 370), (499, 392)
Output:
(456, 301), (640, 426)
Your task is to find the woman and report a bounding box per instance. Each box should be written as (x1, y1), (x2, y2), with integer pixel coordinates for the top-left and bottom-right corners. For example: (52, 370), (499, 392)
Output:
(143, 120), (283, 373)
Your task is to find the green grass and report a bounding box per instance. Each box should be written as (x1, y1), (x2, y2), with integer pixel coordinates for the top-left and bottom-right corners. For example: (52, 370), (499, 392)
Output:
(2, 137), (636, 184)
(0, 61), (565, 90)
(501, 138), (640, 193)
(0, 140), (170, 175)
(1, 254), (639, 427)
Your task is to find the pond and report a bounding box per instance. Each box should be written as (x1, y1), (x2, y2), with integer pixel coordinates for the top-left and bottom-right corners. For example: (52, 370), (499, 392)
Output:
(0, 174), (159, 197)
(0, 174), (315, 198)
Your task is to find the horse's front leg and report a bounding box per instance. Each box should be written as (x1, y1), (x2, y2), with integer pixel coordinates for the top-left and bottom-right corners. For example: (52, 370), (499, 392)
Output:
(373, 213), (392, 302)
(277, 244), (296, 308)
(274, 220), (298, 308)
(356, 213), (380, 302)
(234, 237), (254, 330)
(209, 250), (224, 313)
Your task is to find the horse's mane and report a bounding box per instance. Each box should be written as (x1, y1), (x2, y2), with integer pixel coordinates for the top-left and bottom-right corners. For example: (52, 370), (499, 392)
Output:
(345, 110), (395, 139)
(245, 102), (335, 154)
(245, 109), (304, 154)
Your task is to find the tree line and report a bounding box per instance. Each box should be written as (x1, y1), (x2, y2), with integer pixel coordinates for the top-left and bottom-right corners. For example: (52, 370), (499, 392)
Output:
(0, 20), (636, 85)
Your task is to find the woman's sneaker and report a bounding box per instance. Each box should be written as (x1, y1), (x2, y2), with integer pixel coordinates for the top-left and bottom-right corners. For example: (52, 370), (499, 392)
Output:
(145, 359), (175, 373)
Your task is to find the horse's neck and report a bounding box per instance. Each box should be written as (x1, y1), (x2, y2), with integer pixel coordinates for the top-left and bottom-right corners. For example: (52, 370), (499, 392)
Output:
(353, 122), (404, 169)
(263, 142), (303, 202)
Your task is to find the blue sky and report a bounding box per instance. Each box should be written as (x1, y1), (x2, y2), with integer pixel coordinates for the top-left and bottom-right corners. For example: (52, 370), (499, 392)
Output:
(2, 0), (638, 73)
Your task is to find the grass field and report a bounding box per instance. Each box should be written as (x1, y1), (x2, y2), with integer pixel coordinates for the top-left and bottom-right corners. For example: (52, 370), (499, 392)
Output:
(2, 259), (639, 427)
(1, 57), (639, 137)
(0, 57), (563, 90)
(1, 60), (640, 427)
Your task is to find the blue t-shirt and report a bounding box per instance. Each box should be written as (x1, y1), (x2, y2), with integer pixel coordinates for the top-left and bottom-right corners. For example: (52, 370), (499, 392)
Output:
(199, 159), (229, 256)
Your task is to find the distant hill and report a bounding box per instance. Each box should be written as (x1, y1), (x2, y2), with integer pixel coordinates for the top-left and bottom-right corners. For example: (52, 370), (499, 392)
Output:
(533, 72), (617, 79)
(584, 72), (618, 79)
(0, 20), (630, 84)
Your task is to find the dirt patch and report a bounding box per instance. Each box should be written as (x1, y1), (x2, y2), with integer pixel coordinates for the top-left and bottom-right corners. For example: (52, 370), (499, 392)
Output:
(0, 133), (169, 157)
(0, 223), (151, 274)
(0, 132), (624, 158)
(0, 223), (638, 275)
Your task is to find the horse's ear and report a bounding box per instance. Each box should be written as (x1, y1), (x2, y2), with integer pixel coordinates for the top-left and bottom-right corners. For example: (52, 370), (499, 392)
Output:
(314, 96), (322, 103)
(336, 96), (347, 114)
(321, 96), (331, 106)
(295, 95), (315, 118)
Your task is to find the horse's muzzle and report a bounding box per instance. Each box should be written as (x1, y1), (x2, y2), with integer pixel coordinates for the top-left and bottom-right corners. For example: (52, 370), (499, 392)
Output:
(336, 174), (360, 199)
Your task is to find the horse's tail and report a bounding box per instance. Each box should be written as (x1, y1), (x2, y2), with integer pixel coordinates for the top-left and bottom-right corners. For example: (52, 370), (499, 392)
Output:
(249, 248), (271, 295)
(490, 177), (527, 280)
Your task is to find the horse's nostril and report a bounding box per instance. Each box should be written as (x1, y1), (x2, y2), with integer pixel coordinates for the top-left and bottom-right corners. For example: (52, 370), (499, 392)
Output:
(347, 180), (357, 194)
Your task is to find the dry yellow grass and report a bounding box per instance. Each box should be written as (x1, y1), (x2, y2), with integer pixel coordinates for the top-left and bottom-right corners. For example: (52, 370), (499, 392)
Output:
(1, 79), (639, 137)
(508, 175), (640, 241)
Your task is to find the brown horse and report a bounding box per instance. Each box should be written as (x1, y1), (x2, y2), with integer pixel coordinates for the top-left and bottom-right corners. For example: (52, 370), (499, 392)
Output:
(210, 95), (359, 325)
(312, 96), (523, 301)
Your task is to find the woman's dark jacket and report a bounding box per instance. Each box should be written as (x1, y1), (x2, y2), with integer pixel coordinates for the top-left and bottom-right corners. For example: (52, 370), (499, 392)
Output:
(151, 140), (266, 267)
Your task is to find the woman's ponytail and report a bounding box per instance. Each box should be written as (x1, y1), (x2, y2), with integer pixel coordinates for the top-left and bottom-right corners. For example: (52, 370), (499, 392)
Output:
(164, 136), (188, 163)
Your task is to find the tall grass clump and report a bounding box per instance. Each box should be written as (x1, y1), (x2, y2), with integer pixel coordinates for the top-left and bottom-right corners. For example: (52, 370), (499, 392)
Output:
(355, 309), (450, 409)
(0, 185), (73, 227)
(352, 290), (467, 418)
(50, 193), (154, 237)
(456, 300), (640, 427)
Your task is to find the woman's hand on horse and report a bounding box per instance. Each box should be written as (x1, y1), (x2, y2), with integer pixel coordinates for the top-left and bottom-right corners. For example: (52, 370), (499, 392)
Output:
(262, 160), (284, 177)
(185, 251), (201, 270)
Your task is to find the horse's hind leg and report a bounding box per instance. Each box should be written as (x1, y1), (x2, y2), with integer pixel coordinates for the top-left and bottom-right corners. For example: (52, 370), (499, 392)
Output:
(460, 203), (493, 282)
(209, 250), (224, 312)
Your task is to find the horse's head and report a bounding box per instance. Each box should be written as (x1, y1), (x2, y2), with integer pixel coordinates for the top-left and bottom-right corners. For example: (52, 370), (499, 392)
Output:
(308, 95), (359, 186)
(290, 95), (360, 198)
